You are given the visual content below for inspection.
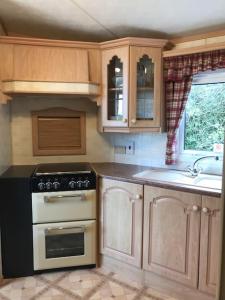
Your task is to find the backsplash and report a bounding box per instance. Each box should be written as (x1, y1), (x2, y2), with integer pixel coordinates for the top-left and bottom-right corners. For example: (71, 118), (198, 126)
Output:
(110, 132), (224, 175)
(11, 96), (113, 165)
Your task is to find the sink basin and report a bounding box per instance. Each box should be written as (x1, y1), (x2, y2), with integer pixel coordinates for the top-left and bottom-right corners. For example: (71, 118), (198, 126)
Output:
(133, 169), (222, 190)
(193, 175), (222, 189)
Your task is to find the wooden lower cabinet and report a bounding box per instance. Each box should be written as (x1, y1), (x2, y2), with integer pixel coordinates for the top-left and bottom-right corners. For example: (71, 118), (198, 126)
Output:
(100, 178), (143, 267)
(143, 186), (202, 288)
(199, 196), (222, 295)
(99, 180), (221, 298)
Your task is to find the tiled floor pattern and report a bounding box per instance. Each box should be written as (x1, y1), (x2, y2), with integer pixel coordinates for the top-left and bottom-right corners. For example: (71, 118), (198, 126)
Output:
(0, 268), (176, 300)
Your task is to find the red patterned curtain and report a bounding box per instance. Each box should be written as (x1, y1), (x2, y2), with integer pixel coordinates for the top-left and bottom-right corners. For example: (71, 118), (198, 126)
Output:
(164, 50), (225, 165)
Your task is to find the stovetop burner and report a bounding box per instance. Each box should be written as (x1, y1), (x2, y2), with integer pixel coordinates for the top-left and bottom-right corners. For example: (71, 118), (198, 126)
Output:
(31, 163), (96, 193)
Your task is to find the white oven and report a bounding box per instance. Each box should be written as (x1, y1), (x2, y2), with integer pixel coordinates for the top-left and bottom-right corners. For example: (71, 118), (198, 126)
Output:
(31, 163), (97, 272)
(33, 220), (96, 271)
(32, 190), (96, 223)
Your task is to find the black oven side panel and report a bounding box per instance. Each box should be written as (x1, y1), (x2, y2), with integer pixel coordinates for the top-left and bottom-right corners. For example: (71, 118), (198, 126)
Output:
(0, 166), (35, 278)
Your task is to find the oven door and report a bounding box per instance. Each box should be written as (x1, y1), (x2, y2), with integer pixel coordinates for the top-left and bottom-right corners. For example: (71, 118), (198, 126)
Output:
(33, 220), (96, 271)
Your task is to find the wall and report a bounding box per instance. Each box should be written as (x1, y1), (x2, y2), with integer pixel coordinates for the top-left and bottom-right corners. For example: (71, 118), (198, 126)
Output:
(11, 96), (112, 165)
(0, 103), (11, 173)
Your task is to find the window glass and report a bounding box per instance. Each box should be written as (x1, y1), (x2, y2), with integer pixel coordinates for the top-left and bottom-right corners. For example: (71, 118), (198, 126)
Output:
(184, 82), (225, 152)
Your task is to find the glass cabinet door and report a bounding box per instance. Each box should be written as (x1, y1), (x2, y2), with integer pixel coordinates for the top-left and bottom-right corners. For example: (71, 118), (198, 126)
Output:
(102, 47), (129, 127)
(130, 47), (162, 128)
(107, 56), (123, 121)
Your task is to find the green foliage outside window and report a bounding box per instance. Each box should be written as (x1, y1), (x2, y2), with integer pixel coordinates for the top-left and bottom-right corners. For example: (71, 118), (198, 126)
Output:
(184, 83), (225, 151)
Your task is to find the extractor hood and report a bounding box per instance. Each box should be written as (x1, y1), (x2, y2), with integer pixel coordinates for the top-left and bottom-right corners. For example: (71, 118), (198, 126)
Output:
(1, 80), (100, 97)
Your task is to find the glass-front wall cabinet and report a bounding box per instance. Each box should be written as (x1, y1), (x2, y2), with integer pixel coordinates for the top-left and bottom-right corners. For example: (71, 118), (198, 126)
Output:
(102, 47), (129, 127)
(136, 55), (154, 120)
(130, 47), (162, 128)
(107, 56), (123, 121)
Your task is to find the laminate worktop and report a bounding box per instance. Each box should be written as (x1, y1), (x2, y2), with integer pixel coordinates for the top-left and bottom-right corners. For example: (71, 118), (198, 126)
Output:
(91, 162), (222, 198)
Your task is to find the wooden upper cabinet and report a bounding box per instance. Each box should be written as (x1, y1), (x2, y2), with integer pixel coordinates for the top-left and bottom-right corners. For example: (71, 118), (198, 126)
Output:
(100, 178), (143, 267)
(129, 46), (162, 128)
(13, 45), (89, 83)
(0, 44), (14, 103)
(143, 186), (201, 288)
(101, 47), (129, 128)
(199, 196), (221, 296)
(100, 38), (167, 132)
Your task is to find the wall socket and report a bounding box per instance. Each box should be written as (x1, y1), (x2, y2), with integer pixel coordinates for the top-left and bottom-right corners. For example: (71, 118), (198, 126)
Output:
(114, 141), (135, 155)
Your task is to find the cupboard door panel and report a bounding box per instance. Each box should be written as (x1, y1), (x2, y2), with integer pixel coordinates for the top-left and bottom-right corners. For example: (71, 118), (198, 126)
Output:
(199, 196), (221, 295)
(102, 47), (129, 127)
(13, 45), (89, 82)
(100, 178), (143, 267)
(143, 186), (201, 288)
(129, 46), (162, 128)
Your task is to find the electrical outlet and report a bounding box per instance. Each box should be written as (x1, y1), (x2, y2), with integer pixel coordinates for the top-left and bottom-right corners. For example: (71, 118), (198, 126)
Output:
(126, 141), (135, 155)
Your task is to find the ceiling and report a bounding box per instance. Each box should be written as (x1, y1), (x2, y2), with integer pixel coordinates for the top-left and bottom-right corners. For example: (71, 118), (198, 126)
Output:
(1, 0), (225, 41)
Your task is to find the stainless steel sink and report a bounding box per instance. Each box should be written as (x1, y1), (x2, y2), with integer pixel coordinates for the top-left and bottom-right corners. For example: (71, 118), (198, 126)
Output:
(133, 169), (222, 190)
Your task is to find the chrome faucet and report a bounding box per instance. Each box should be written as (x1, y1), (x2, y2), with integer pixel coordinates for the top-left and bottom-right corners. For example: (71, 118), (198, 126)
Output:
(187, 155), (219, 177)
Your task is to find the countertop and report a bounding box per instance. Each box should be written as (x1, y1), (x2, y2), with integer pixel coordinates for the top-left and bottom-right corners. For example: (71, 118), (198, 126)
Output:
(91, 162), (222, 198)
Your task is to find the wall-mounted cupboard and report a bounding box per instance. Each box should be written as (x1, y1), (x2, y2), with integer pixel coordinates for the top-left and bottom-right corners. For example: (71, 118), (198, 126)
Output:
(100, 38), (167, 133)
(0, 37), (101, 103)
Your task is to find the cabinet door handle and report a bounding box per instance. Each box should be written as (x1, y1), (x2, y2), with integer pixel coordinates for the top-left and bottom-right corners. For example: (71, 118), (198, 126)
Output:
(192, 205), (200, 212)
(123, 118), (128, 123)
(202, 207), (209, 214)
(131, 118), (136, 124)
(131, 194), (142, 202)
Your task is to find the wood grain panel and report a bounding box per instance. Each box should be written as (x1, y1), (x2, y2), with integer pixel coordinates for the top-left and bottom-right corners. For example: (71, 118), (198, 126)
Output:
(199, 196), (222, 295)
(32, 107), (86, 156)
(143, 186), (201, 288)
(0, 44), (14, 103)
(100, 178), (143, 267)
(88, 49), (101, 84)
(13, 45), (89, 83)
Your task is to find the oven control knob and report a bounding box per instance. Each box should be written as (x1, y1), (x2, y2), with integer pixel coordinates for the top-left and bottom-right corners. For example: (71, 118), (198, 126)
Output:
(68, 180), (76, 189)
(76, 180), (83, 188)
(38, 182), (45, 191)
(46, 181), (52, 190)
(83, 180), (90, 188)
(53, 181), (60, 190)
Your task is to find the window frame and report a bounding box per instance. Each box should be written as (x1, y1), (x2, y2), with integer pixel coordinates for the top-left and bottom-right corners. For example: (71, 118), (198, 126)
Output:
(178, 70), (225, 160)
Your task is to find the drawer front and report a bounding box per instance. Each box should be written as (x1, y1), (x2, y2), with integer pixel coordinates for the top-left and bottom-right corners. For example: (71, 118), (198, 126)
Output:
(32, 190), (96, 223)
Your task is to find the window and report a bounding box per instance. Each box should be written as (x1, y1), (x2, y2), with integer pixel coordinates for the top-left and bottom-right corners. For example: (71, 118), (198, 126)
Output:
(181, 70), (225, 155)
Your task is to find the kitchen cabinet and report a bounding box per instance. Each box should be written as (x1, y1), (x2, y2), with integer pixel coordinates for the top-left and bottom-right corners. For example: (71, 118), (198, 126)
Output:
(143, 186), (201, 288)
(100, 178), (143, 267)
(13, 45), (89, 83)
(0, 37), (101, 103)
(99, 177), (221, 299)
(101, 47), (129, 127)
(199, 196), (222, 295)
(100, 38), (167, 132)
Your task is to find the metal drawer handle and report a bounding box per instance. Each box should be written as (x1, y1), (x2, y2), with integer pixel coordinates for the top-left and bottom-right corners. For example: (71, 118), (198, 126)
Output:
(44, 194), (85, 203)
(45, 225), (86, 234)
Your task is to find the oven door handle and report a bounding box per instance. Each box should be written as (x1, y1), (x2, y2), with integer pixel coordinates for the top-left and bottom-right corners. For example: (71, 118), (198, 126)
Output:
(44, 194), (85, 203)
(45, 225), (86, 235)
